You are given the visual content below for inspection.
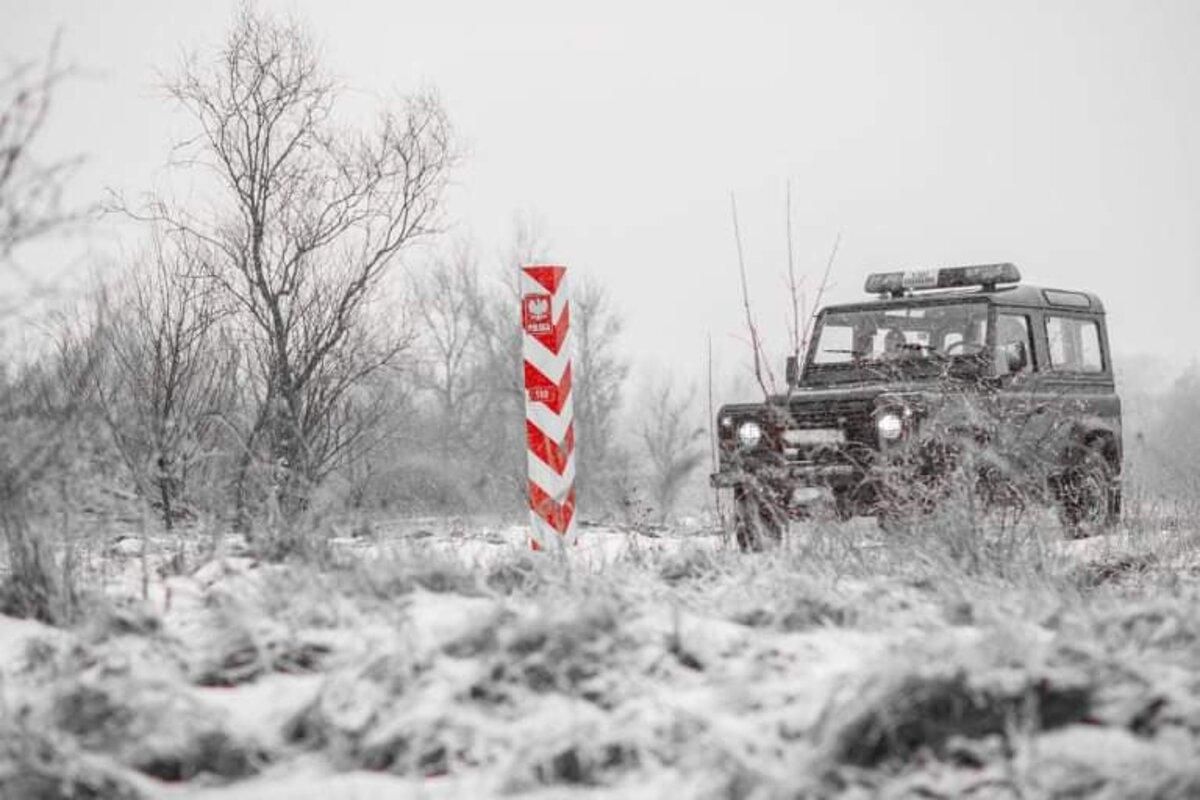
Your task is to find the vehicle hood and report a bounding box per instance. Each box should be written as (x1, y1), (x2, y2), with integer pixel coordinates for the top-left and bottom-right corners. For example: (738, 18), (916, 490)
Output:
(777, 380), (940, 407)
(719, 380), (949, 417)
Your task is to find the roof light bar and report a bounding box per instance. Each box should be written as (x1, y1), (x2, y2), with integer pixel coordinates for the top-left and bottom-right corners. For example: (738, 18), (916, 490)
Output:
(864, 263), (1021, 295)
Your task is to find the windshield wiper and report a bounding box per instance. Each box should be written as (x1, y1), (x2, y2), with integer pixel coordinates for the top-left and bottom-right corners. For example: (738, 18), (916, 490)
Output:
(824, 345), (941, 360)
(897, 343), (946, 358)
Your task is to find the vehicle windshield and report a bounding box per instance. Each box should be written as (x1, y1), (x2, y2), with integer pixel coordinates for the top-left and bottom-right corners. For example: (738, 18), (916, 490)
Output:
(808, 301), (990, 375)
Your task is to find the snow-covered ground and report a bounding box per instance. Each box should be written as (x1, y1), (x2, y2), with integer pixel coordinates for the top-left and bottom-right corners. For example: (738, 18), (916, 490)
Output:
(3, 515), (1200, 798)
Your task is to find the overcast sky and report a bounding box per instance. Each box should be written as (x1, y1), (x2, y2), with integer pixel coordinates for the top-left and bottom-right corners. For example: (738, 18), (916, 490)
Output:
(5, 0), (1199, 395)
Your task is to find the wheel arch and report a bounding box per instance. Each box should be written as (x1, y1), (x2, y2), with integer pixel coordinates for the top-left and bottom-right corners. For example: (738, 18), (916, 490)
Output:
(1081, 426), (1121, 474)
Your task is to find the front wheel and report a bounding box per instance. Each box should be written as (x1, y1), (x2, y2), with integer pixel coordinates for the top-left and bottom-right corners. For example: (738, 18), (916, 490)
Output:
(1057, 447), (1119, 538)
(733, 485), (785, 551)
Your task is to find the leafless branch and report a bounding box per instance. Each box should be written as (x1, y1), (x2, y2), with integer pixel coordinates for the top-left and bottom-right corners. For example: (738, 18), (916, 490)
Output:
(801, 232), (841, 355)
(785, 180), (801, 359)
(0, 32), (86, 292)
(640, 373), (705, 523)
(123, 7), (456, 517)
(730, 191), (771, 397)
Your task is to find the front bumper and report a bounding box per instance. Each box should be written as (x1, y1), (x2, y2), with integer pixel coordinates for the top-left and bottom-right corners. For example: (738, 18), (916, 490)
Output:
(710, 462), (861, 488)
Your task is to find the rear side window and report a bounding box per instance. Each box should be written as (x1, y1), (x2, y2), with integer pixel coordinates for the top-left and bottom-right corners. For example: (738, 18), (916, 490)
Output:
(1046, 316), (1103, 373)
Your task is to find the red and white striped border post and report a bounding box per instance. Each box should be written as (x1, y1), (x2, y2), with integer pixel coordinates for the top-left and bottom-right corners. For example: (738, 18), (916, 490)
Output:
(520, 264), (576, 550)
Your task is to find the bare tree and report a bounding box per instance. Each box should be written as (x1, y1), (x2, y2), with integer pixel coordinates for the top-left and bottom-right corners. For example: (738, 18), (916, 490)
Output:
(133, 8), (455, 517)
(730, 191), (774, 396)
(797, 232), (841, 358)
(0, 35), (78, 270)
(475, 214), (551, 404)
(407, 219), (632, 518)
(639, 373), (706, 523)
(573, 275), (631, 511)
(0, 38), (92, 622)
(92, 239), (236, 528)
(473, 217), (632, 516)
(466, 219), (552, 509)
(410, 240), (487, 458)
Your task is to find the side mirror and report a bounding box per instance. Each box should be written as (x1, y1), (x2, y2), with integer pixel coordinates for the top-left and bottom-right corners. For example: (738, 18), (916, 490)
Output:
(785, 355), (800, 388)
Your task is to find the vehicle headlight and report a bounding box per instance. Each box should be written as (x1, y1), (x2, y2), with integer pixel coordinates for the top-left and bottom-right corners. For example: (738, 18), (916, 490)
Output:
(876, 412), (904, 441)
(736, 420), (763, 448)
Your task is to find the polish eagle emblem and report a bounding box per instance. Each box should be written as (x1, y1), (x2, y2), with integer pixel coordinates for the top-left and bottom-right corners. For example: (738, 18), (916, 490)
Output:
(526, 296), (550, 320)
(523, 293), (553, 334)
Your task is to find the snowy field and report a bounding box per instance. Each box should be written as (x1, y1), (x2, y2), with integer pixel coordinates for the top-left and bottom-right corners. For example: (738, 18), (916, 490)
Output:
(4, 513), (1200, 798)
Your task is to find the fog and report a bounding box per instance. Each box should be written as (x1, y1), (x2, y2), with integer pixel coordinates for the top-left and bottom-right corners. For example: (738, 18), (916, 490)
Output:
(5, 0), (1199, 391)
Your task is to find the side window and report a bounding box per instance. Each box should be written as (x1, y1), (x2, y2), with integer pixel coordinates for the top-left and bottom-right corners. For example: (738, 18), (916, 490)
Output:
(996, 313), (1033, 372)
(1046, 316), (1103, 373)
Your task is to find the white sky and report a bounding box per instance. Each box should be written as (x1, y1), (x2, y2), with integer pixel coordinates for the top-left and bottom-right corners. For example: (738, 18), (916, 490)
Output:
(5, 0), (1200, 395)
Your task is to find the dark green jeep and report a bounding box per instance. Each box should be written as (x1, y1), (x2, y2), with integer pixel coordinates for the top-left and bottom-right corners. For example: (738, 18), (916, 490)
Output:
(712, 263), (1123, 549)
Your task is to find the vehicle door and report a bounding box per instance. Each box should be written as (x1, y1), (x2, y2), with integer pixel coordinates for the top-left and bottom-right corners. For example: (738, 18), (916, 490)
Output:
(1033, 310), (1117, 466)
(987, 306), (1055, 484)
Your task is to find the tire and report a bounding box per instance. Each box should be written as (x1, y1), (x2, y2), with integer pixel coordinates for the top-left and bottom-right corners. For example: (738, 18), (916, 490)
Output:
(875, 503), (913, 534)
(1057, 447), (1119, 538)
(832, 488), (857, 522)
(872, 471), (929, 533)
(733, 485), (785, 551)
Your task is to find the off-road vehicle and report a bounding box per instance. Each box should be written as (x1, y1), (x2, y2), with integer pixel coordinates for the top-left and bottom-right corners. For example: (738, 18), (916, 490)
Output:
(712, 263), (1122, 549)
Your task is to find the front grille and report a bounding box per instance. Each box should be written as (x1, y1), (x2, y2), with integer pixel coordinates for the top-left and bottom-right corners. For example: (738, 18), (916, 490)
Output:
(777, 399), (875, 465)
(783, 400), (874, 437)
(784, 398), (874, 429)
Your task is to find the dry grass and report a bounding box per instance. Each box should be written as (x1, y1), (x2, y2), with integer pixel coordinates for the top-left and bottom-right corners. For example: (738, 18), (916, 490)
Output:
(1, 508), (1200, 797)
